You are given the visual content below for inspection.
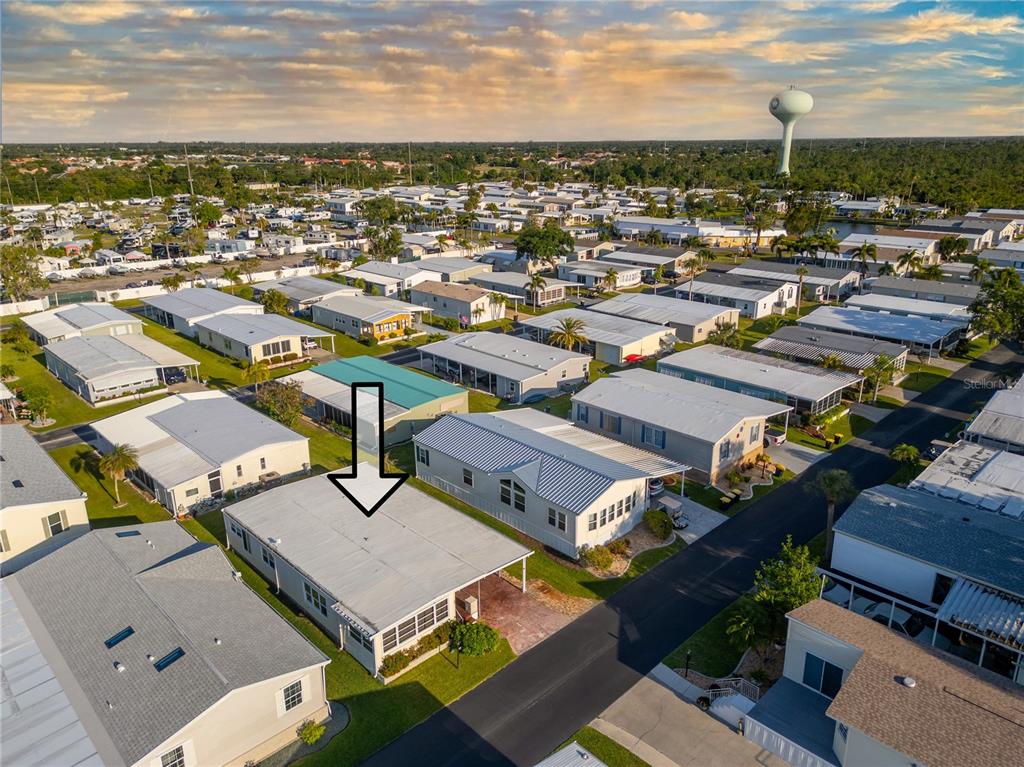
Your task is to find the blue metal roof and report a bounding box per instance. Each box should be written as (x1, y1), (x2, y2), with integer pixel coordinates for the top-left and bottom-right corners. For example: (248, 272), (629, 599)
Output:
(312, 356), (464, 409)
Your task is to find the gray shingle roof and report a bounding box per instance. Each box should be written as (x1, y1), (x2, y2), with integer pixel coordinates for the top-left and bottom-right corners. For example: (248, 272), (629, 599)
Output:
(6, 523), (327, 765)
(0, 424), (85, 509)
(834, 485), (1024, 596)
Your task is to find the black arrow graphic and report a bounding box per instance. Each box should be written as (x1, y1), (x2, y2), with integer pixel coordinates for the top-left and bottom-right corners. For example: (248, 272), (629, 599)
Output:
(326, 381), (408, 517)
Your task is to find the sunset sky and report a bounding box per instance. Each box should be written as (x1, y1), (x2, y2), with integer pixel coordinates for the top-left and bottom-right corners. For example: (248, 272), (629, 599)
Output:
(2, 0), (1022, 143)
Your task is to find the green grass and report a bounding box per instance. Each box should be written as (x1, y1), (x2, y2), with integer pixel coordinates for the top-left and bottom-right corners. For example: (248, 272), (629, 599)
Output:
(179, 514), (515, 767)
(561, 727), (652, 767)
(947, 337), (998, 363)
(512, 300), (579, 316)
(786, 411), (874, 450)
(387, 442), (685, 600)
(467, 389), (571, 418)
(684, 470), (796, 517)
(663, 596), (752, 677)
(900, 361), (953, 393)
(871, 395), (905, 409)
(468, 390), (501, 412)
(49, 444), (172, 527)
(292, 419), (353, 472)
(0, 336), (166, 431)
(289, 315), (435, 359)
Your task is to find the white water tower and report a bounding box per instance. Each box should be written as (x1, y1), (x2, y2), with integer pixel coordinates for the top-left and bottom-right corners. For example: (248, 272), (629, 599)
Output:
(769, 86), (813, 175)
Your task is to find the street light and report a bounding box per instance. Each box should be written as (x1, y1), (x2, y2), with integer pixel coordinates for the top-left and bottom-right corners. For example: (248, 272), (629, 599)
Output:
(685, 649), (692, 680)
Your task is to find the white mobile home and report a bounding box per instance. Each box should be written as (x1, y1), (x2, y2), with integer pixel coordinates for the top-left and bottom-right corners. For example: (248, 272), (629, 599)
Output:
(141, 288), (264, 337)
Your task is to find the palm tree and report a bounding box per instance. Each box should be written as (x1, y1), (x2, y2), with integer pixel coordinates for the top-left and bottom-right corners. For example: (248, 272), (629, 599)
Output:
(488, 292), (507, 317)
(684, 251), (709, 301)
(889, 443), (920, 469)
(877, 262), (896, 277)
(548, 317), (588, 352)
(707, 322), (741, 349)
(755, 452), (772, 479)
(917, 264), (943, 281)
(818, 353), (845, 370)
(760, 314), (787, 334)
(185, 262), (203, 288)
(970, 259), (992, 284)
(100, 444), (139, 508)
(795, 265), (809, 316)
(243, 359), (271, 393)
(602, 267), (619, 292)
(314, 254), (333, 274)
(471, 305), (484, 325)
(221, 266), (242, 294)
(896, 250), (923, 275)
(161, 273), (185, 293)
(528, 273), (547, 309)
(852, 243), (877, 284)
(864, 353), (896, 402)
(807, 468), (856, 565)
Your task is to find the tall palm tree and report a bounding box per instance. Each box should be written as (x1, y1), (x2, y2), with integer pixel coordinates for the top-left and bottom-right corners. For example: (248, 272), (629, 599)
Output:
(807, 468), (856, 565)
(602, 267), (619, 292)
(100, 444), (139, 507)
(528, 273), (547, 309)
(917, 264), (943, 281)
(970, 259), (992, 284)
(896, 249), (923, 274)
(243, 359), (271, 393)
(684, 251), (709, 301)
(161, 273), (184, 293)
(488, 292), (507, 317)
(795, 265), (809, 316)
(185, 262), (203, 288)
(852, 242), (877, 286)
(877, 262), (896, 277)
(221, 266), (242, 294)
(707, 322), (741, 349)
(548, 317), (588, 352)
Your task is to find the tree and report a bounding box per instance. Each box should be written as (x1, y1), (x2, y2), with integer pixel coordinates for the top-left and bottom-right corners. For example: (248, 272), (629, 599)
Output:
(707, 322), (741, 349)
(193, 200), (222, 227)
(683, 251), (709, 300)
(652, 264), (665, 284)
(161, 273), (185, 293)
(463, 188), (481, 213)
(936, 235), (968, 261)
(807, 469), (856, 564)
(239, 258), (260, 284)
(185, 261), (203, 288)
(259, 288), (289, 315)
(969, 269), (1024, 344)
(917, 264), (943, 281)
(755, 452), (772, 479)
(602, 267), (618, 292)
(0, 245), (47, 301)
(314, 254), (333, 274)
(794, 265), (809, 315)
(642, 228), (665, 246)
(889, 443), (920, 469)
(896, 249), (923, 274)
(243, 359), (271, 393)
(99, 444), (139, 507)
(548, 316), (588, 352)
(514, 219), (574, 267)
(365, 225), (403, 262)
(759, 314), (787, 334)
(750, 208), (777, 252)
(852, 242), (877, 282)
(969, 259), (992, 284)
(221, 266), (242, 294)
(878, 262), (896, 277)
(527, 273), (547, 309)
(256, 380), (303, 427)
(22, 386), (53, 426)
(357, 195), (399, 226)
(818, 353), (845, 370)
(0, 363), (15, 380)
(863, 353), (897, 402)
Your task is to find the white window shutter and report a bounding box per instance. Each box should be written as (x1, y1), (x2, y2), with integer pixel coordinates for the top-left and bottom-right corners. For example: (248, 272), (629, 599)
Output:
(59, 510), (69, 532)
(42, 517), (52, 539)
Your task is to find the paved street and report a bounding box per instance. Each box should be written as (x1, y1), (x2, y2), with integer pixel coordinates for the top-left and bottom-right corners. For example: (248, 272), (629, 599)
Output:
(359, 342), (1022, 767)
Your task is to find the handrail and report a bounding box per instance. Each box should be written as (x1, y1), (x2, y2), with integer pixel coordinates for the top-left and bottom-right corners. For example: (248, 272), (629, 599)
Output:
(709, 676), (761, 702)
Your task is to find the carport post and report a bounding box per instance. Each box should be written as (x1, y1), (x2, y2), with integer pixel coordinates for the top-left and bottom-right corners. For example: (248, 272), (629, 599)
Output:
(521, 558), (526, 593)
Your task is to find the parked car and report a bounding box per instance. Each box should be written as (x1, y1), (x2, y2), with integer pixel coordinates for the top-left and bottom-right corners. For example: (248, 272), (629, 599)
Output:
(78, 269), (99, 279)
(763, 427), (787, 447)
(163, 368), (186, 385)
(126, 282), (141, 289)
(671, 511), (690, 530)
(46, 272), (64, 282)
(521, 391), (548, 405)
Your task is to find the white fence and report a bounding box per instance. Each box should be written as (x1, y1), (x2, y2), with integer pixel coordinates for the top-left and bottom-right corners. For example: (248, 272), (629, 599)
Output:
(0, 297), (50, 317)
(93, 265), (326, 302)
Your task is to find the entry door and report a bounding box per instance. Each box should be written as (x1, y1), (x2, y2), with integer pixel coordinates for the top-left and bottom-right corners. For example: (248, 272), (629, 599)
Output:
(240, 528), (252, 554)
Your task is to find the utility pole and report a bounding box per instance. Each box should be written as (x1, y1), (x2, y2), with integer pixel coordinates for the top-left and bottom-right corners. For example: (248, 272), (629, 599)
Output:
(408, 141), (413, 185)
(147, 172), (155, 199)
(32, 173), (41, 204)
(184, 144), (195, 197)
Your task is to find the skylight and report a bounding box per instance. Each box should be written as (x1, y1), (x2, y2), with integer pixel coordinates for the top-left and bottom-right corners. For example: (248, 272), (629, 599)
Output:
(154, 647), (185, 672)
(115, 530), (142, 538)
(104, 626), (135, 649)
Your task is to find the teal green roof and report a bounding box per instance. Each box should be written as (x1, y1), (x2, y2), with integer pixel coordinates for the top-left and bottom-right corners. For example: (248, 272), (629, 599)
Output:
(312, 356), (465, 409)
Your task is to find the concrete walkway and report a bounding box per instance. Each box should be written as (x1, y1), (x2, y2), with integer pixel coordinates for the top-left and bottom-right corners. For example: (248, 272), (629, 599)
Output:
(257, 702), (350, 767)
(765, 442), (828, 475)
(591, 667), (787, 767)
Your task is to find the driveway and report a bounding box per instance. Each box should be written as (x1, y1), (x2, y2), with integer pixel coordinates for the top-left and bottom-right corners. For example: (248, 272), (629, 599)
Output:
(657, 493), (728, 545)
(591, 667), (787, 767)
(765, 441), (829, 475)
(457, 574), (572, 655)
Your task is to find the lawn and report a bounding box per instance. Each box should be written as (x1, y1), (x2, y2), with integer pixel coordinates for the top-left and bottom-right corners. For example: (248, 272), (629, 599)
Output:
(899, 361), (954, 393)
(663, 596), (752, 677)
(387, 442), (685, 601)
(467, 389), (571, 418)
(947, 337), (998, 363)
(289, 315), (436, 360)
(48, 444), (172, 527)
(560, 727), (652, 767)
(180, 515), (515, 767)
(786, 411), (874, 451)
(684, 469), (796, 517)
(0, 335), (166, 431)
(292, 419), (353, 472)
(512, 300), (579, 316)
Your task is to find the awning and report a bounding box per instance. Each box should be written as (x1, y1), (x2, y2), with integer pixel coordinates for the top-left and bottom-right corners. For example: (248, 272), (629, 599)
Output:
(937, 578), (1024, 649)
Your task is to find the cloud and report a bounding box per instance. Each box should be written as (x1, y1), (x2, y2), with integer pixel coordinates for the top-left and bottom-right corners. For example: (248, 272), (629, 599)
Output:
(880, 8), (1024, 44)
(757, 40), (846, 64)
(668, 11), (717, 30)
(3, 82), (130, 126)
(6, 0), (142, 24)
(218, 25), (283, 41)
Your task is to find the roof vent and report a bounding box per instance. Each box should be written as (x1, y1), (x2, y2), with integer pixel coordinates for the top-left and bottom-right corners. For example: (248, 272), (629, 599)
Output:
(214, 637), (222, 645)
(146, 654), (155, 662)
(232, 570), (242, 579)
(12, 479), (25, 488)
(901, 676), (917, 688)
(114, 662), (126, 673)
(267, 537), (281, 545)
(962, 517), (971, 523)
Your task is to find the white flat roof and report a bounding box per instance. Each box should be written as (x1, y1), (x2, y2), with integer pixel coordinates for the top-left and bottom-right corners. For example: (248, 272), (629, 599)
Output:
(418, 332), (589, 381)
(521, 308), (672, 347)
(797, 306), (964, 345)
(844, 293), (972, 322)
(225, 473), (531, 634)
(44, 334), (197, 380)
(22, 302), (140, 341)
(589, 293), (735, 328)
(142, 288), (261, 320)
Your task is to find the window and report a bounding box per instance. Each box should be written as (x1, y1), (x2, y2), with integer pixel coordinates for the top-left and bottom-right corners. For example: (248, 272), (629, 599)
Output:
(104, 626), (135, 648)
(261, 546), (275, 570)
(641, 424), (666, 449)
(154, 647), (186, 672)
(588, 513), (597, 531)
(599, 412), (621, 434)
(500, 479), (511, 506)
(397, 616), (417, 644)
(719, 440), (731, 461)
(236, 464), (243, 477)
(0, 530), (9, 553)
(185, 488), (199, 497)
(749, 423), (761, 443)
(44, 511), (66, 538)
(512, 482), (525, 512)
(932, 573), (955, 604)
(415, 446), (430, 466)
(616, 499), (624, 518)
(463, 469), (474, 487)
(161, 746), (186, 767)
(229, 520), (243, 537)
(260, 457), (267, 470)
(282, 680), (304, 712)
(625, 494), (633, 512)
(837, 723), (849, 742)
(802, 653), (843, 699)
(304, 582), (329, 618)
(347, 624), (372, 651)
(548, 508), (566, 531)
(281, 339), (291, 353)
(599, 507), (607, 526)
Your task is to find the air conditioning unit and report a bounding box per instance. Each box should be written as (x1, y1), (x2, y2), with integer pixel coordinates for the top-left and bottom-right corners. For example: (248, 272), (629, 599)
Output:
(457, 595), (479, 620)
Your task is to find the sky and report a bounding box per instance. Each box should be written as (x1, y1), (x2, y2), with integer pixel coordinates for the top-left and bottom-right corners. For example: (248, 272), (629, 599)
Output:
(2, 0), (1022, 143)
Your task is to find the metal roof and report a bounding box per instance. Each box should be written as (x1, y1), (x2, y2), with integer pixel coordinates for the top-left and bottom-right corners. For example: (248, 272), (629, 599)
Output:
(572, 369), (791, 444)
(532, 742), (609, 767)
(142, 288), (261, 320)
(193, 313), (330, 346)
(311, 356), (464, 409)
(844, 293), (971, 323)
(520, 309), (672, 347)
(314, 294), (428, 323)
(410, 280), (490, 302)
(728, 261), (857, 288)
(834, 485), (1024, 596)
(596, 250), (681, 267)
(797, 306), (964, 345)
(22, 302), (140, 341)
(937, 579), (1024, 650)
(5, 523), (328, 766)
(679, 272), (792, 301)
(659, 345), (862, 403)
(752, 325), (907, 369)
(252, 275), (360, 304)
(469, 271), (575, 290)
(589, 293), (737, 328)
(350, 261), (426, 280)
(415, 256), (488, 274)
(0, 424), (84, 509)
(43, 334), (197, 381)
(225, 474), (531, 633)
(964, 384), (1024, 448)
(418, 332), (589, 381)
(910, 442), (1024, 518)
(869, 275), (980, 300)
(414, 412), (673, 514)
(90, 392), (307, 487)
(280, 369), (407, 421)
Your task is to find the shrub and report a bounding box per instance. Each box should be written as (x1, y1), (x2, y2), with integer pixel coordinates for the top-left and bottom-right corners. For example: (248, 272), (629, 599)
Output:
(378, 650), (412, 677)
(644, 508), (673, 540)
(270, 355), (284, 365)
(606, 538), (630, 557)
(580, 543), (614, 570)
(297, 719), (326, 746)
(749, 668), (771, 687)
(283, 352), (298, 361)
(450, 621), (500, 656)
(726, 470), (744, 488)
(360, 334), (379, 346)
